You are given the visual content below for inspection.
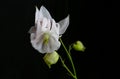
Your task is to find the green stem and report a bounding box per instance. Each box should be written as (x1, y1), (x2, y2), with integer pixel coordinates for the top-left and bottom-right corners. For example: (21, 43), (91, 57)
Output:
(69, 44), (72, 54)
(59, 56), (75, 78)
(59, 38), (77, 79)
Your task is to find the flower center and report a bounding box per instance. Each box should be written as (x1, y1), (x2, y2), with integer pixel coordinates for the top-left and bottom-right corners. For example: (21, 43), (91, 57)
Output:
(43, 33), (50, 45)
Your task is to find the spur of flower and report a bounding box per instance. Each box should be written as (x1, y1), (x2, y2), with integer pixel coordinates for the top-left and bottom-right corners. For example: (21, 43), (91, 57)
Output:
(29, 6), (69, 53)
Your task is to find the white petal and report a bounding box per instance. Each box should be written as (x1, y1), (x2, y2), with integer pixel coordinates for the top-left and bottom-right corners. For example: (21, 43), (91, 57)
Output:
(42, 18), (47, 27)
(31, 34), (45, 53)
(39, 6), (52, 19)
(35, 7), (40, 23)
(35, 18), (48, 38)
(58, 15), (70, 35)
(30, 33), (36, 40)
(28, 26), (36, 33)
(43, 36), (60, 53)
(42, 33), (60, 53)
(43, 43), (51, 53)
(49, 36), (61, 51)
(50, 19), (59, 35)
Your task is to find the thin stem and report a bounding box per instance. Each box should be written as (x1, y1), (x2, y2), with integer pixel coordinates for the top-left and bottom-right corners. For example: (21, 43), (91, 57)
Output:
(59, 38), (77, 79)
(69, 44), (72, 54)
(59, 56), (75, 78)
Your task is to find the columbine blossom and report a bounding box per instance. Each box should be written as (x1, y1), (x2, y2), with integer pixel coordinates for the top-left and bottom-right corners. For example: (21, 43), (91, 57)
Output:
(29, 6), (69, 53)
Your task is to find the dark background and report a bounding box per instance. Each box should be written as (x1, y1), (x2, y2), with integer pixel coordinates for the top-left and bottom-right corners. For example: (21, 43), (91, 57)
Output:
(0, 0), (113, 79)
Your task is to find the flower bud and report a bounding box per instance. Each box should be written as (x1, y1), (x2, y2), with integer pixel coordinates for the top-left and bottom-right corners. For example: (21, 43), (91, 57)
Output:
(73, 41), (85, 52)
(43, 51), (59, 68)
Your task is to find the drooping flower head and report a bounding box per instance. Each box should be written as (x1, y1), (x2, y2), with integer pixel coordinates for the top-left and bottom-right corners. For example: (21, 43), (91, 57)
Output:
(29, 6), (69, 53)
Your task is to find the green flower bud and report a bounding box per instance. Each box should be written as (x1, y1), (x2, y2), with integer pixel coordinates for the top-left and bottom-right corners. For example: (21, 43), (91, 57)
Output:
(43, 51), (59, 68)
(73, 41), (85, 52)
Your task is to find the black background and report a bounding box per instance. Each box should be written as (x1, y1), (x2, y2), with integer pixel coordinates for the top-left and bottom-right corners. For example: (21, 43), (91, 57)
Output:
(0, 0), (114, 79)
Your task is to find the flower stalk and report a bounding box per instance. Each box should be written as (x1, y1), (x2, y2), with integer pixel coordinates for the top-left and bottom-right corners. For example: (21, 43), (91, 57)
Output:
(59, 56), (76, 78)
(59, 38), (77, 79)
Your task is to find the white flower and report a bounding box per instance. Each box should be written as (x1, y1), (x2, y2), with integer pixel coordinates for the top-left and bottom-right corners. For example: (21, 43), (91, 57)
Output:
(29, 6), (69, 53)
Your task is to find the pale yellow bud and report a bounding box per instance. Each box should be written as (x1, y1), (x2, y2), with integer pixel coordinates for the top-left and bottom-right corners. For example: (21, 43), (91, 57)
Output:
(43, 51), (59, 68)
(73, 41), (85, 52)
